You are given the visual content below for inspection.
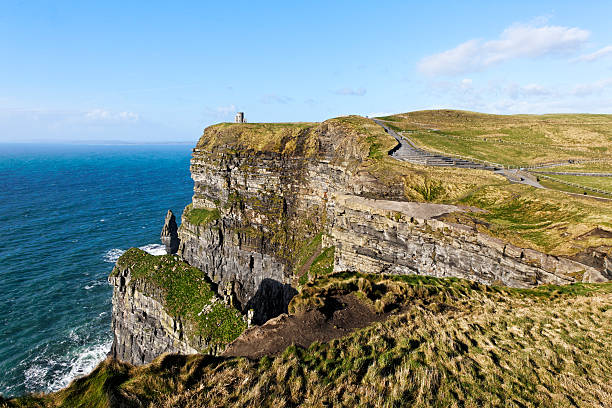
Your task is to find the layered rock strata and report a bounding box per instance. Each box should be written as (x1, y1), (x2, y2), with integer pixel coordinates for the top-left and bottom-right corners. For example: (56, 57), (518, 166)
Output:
(327, 194), (608, 287)
(109, 117), (611, 366)
(109, 261), (199, 365)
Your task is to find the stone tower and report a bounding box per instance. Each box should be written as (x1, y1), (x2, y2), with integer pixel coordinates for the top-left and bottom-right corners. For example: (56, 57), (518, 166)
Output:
(235, 112), (245, 123)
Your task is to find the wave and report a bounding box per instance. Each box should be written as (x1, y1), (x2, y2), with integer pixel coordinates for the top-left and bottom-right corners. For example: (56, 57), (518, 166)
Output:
(50, 339), (113, 392)
(103, 248), (125, 263)
(22, 336), (112, 395)
(139, 243), (167, 256)
(103, 243), (167, 263)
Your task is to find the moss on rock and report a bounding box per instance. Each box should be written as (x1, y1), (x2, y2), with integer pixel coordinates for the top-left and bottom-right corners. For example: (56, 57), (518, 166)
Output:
(113, 248), (246, 347)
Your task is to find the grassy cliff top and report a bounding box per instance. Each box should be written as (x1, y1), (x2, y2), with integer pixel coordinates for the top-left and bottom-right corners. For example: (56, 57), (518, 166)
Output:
(192, 112), (612, 256)
(377, 110), (612, 167)
(196, 122), (320, 156)
(10, 272), (612, 407)
(194, 115), (397, 162)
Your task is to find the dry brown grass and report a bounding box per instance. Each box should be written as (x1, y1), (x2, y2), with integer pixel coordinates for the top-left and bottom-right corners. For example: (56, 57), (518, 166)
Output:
(9, 275), (612, 408)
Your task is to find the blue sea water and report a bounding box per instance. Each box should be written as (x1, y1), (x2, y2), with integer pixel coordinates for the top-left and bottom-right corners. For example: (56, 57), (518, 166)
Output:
(0, 143), (194, 397)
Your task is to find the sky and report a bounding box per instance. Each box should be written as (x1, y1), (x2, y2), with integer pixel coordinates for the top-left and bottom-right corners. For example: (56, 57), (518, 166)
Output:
(1, 0), (611, 143)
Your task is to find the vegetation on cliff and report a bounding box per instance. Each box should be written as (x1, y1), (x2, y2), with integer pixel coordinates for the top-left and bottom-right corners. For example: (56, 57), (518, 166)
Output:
(196, 122), (319, 156)
(112, 248), (246, 347)
(190, 110), (611, 276)
(7, 272), (611, 407)
(183, 204), (220, 226)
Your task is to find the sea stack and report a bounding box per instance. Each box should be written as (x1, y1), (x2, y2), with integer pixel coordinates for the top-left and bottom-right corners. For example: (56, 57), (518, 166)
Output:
(160, 209), (179, 254)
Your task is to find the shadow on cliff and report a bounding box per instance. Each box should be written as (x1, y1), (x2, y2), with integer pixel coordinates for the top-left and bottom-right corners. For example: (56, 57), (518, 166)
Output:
(245, 279), (297, 325)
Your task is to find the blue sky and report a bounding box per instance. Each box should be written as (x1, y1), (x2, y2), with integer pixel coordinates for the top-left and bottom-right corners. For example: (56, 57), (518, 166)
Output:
(1, 1), (611, 143)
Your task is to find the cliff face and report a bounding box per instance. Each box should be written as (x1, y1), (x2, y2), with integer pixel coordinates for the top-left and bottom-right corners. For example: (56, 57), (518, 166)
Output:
(327, 194), (609, 287)
(108, 249), (245, 365)
(177, 118), (610, 321)
(177, 119), (388, 323)
(109, 116), (610, 365)
(109, 263), (198, 365)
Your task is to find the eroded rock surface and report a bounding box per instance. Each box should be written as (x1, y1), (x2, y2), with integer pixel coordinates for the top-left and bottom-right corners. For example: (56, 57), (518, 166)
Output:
(109, 262), (199, 365)
(160, 209), (179, 254)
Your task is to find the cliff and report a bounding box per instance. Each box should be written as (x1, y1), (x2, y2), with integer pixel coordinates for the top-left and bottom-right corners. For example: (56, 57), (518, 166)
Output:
(108, 248), (245, 365)
(177, 117), (399, 323)
(109, 114), (611, 366)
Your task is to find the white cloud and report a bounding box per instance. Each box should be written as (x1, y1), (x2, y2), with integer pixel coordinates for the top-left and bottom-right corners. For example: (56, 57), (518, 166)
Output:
(460, 78), (473, 89)
(333, 87), (367, 96)
(519, 83), (551, 96)
(203, 104), (237, 119)
(422, 77), (612, 114)
(575, 45), (612, 62)
(419, 22), (590, 76)
(85, 109), (139, 121)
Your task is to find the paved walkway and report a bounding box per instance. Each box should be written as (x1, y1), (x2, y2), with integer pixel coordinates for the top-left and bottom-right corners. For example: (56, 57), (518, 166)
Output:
(372, 119), (548, 188)
(495, 169), (544, 188)
(372, 119), (500, 170)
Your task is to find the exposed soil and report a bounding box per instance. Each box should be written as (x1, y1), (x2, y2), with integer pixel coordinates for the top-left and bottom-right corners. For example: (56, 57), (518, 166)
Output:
(578, 227), (612, 240)
(222, 293), (388, 359)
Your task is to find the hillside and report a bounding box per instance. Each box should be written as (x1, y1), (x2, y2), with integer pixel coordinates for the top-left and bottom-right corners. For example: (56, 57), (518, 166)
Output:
(5, 273), (611, 407)
(376, 110), (612, 167)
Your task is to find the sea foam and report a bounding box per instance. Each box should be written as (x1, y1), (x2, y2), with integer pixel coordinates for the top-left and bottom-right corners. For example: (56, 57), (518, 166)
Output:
(103, 243), (167, 263)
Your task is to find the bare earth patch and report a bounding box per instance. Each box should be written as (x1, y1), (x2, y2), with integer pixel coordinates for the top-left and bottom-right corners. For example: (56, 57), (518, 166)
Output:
(223, 293), (388, 359)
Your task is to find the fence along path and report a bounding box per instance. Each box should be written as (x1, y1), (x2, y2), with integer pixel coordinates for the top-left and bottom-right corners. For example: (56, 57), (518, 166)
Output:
(535, 174), (612, 196)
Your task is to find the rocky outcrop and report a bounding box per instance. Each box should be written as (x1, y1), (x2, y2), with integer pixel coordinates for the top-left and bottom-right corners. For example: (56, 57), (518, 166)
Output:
(109, 117), (611, 366)
(108, 249), (246, 365)
(160, 209), (179, 254)
(326, 194), (608, 287)
(109, 260), (198, 365)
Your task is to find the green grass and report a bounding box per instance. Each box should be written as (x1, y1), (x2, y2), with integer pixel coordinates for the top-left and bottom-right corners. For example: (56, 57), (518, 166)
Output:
(113, 249), (246, 348)
(297, 238), (335, 286)
(543, 174), (612, 192)
(293, 232), (323, 275)
(197, 122), (319, 156)
(537, 177), (612, 199)
(438, 182), (612, 255)
(378, 110), (612, 167)
(184, 206), (220, 226)
(12, 273), (612, 407)
(542, 161), (612, 172)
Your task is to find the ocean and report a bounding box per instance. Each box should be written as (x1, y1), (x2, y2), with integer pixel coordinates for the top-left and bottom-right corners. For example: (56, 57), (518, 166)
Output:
(0, 143), (194, 397)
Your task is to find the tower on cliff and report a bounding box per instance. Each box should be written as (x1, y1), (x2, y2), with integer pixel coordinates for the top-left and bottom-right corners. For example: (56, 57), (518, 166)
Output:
(235, 112), (245, 123)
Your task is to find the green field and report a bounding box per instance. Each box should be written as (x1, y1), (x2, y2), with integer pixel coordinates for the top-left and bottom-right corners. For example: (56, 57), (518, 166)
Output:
(541, 174), (612, 192)
(378, 110), (612, 168)
(537, 176), (612, 199)
(539, 161), (612, 172)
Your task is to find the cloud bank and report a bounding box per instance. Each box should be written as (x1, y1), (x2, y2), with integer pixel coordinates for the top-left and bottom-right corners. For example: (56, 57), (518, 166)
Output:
(419, 23), (590, 76)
